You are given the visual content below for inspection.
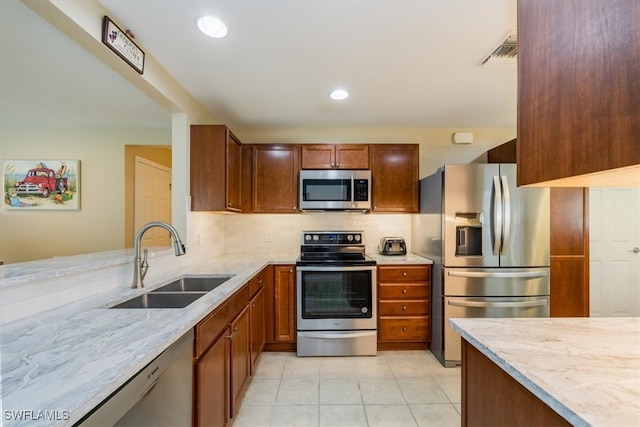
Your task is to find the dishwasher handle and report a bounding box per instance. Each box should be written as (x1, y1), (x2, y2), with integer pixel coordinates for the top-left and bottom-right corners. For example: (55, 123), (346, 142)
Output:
(448, 298), (548, 309)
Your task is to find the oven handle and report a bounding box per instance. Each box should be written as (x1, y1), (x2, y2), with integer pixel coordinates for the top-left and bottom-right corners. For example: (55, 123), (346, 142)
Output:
(447, 299), (548, 309)
(447, 270), (548, 279)
(300, 331), (376, 339)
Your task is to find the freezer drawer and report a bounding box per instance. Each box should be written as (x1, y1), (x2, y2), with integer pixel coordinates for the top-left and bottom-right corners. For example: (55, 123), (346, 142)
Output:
(443, 267), (549, 297)
(444, 295), (549, 364)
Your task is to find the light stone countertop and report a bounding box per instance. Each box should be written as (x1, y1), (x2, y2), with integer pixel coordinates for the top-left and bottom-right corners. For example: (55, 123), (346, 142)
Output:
(1, 251), (432, 426)
(368, 252), (433, 264)
(449, 317), (640, 427)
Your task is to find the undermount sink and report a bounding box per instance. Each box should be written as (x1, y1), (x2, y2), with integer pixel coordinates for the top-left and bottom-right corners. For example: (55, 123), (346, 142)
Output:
(150, 276), (233, 293)
(110, 292), (207, 309)
(109, 275), (234, 309)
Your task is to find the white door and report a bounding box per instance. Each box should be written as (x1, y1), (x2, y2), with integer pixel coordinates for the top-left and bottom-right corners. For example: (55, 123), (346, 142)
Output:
(134, 156), (172, 247)
(589, 188), (640, 316)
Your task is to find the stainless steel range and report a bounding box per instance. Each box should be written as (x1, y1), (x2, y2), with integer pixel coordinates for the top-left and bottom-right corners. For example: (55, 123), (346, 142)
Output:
(296, 231), (377, 357)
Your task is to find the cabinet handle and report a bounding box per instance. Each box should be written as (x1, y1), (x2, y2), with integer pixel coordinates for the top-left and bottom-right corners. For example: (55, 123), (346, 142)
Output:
(234, 326), (239, 332)
(257, 279), (262, 284)
(226, 334), (233, 340)
(402, 306), (407, 311)
(402, 272), (407, 276)
(402, 327), (408, 332)
(402, 289), (407, 294)
(252, 303), (256, 308)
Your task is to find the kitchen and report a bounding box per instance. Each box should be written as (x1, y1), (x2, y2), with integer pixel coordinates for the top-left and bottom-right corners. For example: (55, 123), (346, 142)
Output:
(1, 1), (639, 427)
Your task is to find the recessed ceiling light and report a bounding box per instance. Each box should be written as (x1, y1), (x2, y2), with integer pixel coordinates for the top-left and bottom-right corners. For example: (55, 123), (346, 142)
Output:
(197, 16), (228, 38)
(329, 89), (349, 101)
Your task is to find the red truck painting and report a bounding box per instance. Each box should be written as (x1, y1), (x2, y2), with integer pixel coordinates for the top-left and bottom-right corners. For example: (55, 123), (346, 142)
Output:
(15, 164), (68, 198)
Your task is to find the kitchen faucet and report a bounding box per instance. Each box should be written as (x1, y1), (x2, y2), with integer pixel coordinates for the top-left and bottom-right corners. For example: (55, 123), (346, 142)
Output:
(132, 221), (186, 288)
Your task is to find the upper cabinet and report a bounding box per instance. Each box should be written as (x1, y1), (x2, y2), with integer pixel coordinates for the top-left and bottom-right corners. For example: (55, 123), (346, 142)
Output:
(301, 144), (369, 169)
(190, 125), (242, 212)
(517, 0), (640, 186)
(251, 144), (300, 213)
(370, 144), (419, 213)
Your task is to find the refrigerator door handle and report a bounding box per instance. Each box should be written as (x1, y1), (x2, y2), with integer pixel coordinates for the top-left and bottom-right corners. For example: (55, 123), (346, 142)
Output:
(493, 175), (503, 255)
(447, 270), (548, 279)
(448, 299), (549, 309)
(500, 174), (511, 256)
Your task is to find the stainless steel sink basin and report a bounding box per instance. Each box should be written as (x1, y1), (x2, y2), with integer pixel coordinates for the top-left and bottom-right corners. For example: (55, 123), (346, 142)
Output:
(150, 276), (233, 293)
(110, 292), (207, 309)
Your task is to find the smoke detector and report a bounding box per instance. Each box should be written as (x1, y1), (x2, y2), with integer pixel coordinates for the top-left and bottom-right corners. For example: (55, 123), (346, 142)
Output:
(481, 31), (517, 67)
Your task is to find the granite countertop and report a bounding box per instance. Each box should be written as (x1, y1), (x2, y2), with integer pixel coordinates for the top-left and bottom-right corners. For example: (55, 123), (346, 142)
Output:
(368, 253), (433, 264)
(1, 251), (432, 426)
(449, 317), (640, 427)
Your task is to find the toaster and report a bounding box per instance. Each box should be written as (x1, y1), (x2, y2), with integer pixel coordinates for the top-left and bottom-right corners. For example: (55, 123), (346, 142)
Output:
(378, 237), (407, 255)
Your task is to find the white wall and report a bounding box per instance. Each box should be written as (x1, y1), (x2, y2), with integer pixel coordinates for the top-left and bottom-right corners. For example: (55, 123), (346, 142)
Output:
(0, 127), (170, 264)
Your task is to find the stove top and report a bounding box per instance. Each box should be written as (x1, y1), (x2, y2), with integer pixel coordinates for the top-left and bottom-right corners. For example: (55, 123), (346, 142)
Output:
(297, 231), (376, 266)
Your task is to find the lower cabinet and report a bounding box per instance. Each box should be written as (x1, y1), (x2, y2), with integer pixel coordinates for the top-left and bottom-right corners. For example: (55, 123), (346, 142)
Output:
(194, 267), (268, 427)
(377, 264), (431, 350)
(265, 265), (296, 351)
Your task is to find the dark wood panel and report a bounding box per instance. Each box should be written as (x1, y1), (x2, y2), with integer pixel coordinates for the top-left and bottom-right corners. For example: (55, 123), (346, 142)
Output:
(550, 257), (590, 317)
(335, 144), (369, 169)
(379, 300), (429, 316)
(272, 265), (296, 343)
(252, 145), (299, 212)
(190, 125), (227, 211)
(462, 340), (571, 426)
(378, 316), (430, 341)
(487, 138), (517, 163)
(250, 288), (265, 374)
(370, 144), (419, 213)
(378, 283), (430, 300)
(550, 188), (588, 256)
(194, 329), (229, 427)
(517, 0), (640, 185)
(378, 265), (431, 282)
(230, 306), (250, 418)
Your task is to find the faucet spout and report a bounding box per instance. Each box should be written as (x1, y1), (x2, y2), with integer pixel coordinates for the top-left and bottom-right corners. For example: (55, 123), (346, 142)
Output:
(132, 221), (186, 288)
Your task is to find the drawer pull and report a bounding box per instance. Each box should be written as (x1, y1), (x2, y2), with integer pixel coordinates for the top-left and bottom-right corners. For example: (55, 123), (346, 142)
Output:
(402, 289), (407, 294)
(402, 272), (407, 276)
(402, 306), (407, 311)
(402, 327), (408, 332)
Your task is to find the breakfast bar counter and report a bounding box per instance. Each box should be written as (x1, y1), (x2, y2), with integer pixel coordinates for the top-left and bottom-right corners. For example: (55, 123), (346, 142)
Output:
(449, 317), (640, 426)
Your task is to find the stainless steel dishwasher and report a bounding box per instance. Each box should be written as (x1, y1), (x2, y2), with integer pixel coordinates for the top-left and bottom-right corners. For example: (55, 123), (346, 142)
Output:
(79, 330), (193, 426)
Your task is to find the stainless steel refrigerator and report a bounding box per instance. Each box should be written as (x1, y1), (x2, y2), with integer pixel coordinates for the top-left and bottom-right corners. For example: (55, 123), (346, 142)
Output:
(412, 164), (550, 367)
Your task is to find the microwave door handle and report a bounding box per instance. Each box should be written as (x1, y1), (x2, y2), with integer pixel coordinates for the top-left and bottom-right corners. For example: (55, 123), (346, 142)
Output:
(501, 175), (511, 256)
(493, 175), (503, 255)
(351, 174), (355, 207)
(448, 299), (548, 309)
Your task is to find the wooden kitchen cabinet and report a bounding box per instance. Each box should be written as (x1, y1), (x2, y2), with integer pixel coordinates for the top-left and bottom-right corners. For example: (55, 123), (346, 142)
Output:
(265, 265), (296, 351)
(251, 144), (300, 213)
(301, 144), (369, 169)
(377, 264), (431, 350)
(194, 326), (229, 427)
(249, 286), (265, 374)
(517, 0), (640, 186)
(190, 125), (243, 212)
(230, 306), (250, 418)
(370, 144), (419, 213)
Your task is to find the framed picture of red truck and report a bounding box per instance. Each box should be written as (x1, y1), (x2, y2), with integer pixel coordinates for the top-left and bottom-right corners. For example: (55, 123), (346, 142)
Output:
(3, 160), (80, 210)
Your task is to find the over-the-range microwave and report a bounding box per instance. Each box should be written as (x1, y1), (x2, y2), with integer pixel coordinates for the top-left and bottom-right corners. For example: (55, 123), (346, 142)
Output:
(299, 169), (371, 212)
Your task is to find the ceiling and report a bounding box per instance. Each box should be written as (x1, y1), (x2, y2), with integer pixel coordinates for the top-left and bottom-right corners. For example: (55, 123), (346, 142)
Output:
(1, 0), (518, 131)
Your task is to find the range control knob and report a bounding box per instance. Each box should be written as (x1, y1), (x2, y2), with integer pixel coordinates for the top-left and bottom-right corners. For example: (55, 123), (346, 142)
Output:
(305, 234), (312, 241)
(354, 234), (361, 242)
(312, 234), (319, 241)
(347, 234), (353, 241)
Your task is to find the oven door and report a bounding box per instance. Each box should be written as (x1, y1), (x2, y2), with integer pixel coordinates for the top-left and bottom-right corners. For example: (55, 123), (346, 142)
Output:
(296, 265), (377, 331)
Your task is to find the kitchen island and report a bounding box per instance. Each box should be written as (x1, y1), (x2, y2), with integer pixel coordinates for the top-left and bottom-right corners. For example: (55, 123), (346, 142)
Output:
(450, 317), (640, 427)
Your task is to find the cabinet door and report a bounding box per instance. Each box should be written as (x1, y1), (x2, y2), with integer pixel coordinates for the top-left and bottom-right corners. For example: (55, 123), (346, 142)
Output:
(226, 132), (242, 211)
(250, 287), (265, 373)
(301, 145), (335, 169)
(335, 144), (369, 169)
(370, 144), (419, 213)
(194, 328), (229, 427)
(252, 145), (299, 212)
(230, 306), (250, 418)
(273, 265), (296, 343)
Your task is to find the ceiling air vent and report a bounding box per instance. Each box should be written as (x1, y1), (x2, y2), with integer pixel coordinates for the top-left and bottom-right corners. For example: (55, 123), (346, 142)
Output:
(482, 31), (517, 67)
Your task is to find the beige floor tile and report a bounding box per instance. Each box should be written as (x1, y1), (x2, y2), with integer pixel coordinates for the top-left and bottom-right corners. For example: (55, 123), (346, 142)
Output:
(432, 375), (461, 403)
(364, 404), (418, 427)
(242, 378), (280, 405)
(230, 404), (273, 427)
(397, 377), (450, 404)
(283, 356), (321, 379)
(271, 405), (319, 427)
(386, 356), (432, 378)
(319, 356), (359, 378)
(319, 378), (362, 405)
(254, 357), (286, 378)
(276, 378), (319, 405)
(358, 378), (406, 405)
(410, 403), (460, 427)
(319, 405), (368, 427)
(354, 357), (393, 378)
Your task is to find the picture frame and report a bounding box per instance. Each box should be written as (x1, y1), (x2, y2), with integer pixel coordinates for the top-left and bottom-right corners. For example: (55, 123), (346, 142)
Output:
(3, 160), (80, 210)
(102, 16), (145, 74)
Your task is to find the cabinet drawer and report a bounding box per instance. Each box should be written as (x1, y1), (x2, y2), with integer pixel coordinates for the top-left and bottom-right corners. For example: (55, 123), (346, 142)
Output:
(249, 268), (266, 298)
(379, 317), (430, 341)
(195, 284), (249, 358)
(379, 300), (429, 316)
(379, 283), (430, 299)
(378, 265), (430, 282)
